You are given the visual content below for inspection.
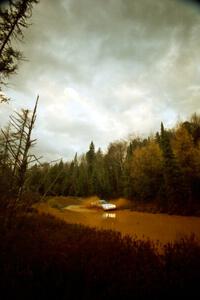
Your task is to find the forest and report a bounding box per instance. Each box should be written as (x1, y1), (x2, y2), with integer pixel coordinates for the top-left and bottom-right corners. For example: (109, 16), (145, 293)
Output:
(25, 114), (200, 215)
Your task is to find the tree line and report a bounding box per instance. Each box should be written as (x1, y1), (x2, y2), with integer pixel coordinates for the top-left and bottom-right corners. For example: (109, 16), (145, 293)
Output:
(22, 113), (200, 214)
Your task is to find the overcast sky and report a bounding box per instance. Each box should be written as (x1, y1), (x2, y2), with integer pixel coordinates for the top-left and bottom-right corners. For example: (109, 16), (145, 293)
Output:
(1, 0), (200, 161)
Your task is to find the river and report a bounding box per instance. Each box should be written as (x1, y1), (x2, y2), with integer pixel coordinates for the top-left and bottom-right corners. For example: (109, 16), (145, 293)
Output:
(37, 202), (200, 245)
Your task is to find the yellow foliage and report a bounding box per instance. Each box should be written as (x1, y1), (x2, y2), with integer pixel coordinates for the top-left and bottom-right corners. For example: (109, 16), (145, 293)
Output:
(172, 126), (200, 177)
(130, 141), (163, 200)
(131, 141), (163, 178)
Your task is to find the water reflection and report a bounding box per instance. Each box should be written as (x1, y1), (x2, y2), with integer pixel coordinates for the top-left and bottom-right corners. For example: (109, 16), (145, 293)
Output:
(102, 212), (116, 219)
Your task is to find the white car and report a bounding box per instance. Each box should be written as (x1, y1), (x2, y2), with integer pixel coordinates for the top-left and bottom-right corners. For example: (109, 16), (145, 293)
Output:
(91, 199), (116, 211)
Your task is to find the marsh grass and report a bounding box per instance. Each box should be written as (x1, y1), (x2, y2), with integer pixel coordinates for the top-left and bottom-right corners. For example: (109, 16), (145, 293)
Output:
(0, 211), (199, 299)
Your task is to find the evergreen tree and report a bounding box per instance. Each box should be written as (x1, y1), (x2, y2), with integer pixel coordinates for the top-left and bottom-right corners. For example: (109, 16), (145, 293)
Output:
(123, 142), (134, 198)
(86, 141), (95, 172)
(172, 124), (200, 205)
(25, 164), (43, 194)
(0, 0), (39, 87)
(86, 141), (96, 195)
(104, 141), (126, 198)
(94, 148), (107, 197)
(77, 155), (89, 196)
(68, 153), (79, 196)
(160, 122), (188, 212)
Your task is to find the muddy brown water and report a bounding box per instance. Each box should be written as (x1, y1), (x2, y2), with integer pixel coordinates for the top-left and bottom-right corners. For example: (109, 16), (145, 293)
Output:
(37, 203), (200, 246)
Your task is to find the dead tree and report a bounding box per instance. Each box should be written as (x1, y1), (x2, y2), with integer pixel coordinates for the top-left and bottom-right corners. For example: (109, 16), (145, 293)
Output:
(1, 95), (40, 209)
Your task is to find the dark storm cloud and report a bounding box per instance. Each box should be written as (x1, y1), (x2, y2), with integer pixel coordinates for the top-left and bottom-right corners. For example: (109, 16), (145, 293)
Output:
(10, 0), (199, 91)
(3, 0), (200, 160)
(14, 0), (198, 85)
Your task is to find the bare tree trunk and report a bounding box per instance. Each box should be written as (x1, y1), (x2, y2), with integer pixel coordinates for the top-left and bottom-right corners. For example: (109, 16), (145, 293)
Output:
(1, 95), (39, 214)
(16, 95), (39, 203)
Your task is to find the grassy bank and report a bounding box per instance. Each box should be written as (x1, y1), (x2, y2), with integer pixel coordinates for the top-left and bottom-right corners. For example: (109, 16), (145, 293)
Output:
(0, 211), (200, 299)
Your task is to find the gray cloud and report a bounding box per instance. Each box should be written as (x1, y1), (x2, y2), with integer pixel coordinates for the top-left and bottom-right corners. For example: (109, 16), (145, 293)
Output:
(3, 0), (200, 160)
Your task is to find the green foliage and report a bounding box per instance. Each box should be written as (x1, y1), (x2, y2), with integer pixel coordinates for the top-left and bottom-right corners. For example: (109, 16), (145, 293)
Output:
(159, 122), (189, 212)
(0, 0), (39, 84)
(104, 141), (126, 198)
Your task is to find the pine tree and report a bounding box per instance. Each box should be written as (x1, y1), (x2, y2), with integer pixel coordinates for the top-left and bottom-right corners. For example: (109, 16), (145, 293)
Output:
(68, 153), (79, 196)
(123, 142), (134, 198)
(86, 141), (96, 195)
(86, 141), (95, 171)
(94, 148), (106, 197)
(159, 122), (188, 212)
(0, 0), (39, 80)
(76, 155), (89, 196)
(0, 0), (39, 101)
(104, 141), (126, 198)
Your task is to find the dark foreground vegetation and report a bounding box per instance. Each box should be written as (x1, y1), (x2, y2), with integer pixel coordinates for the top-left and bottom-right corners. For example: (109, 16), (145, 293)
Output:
(0, 211), (200, 299)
